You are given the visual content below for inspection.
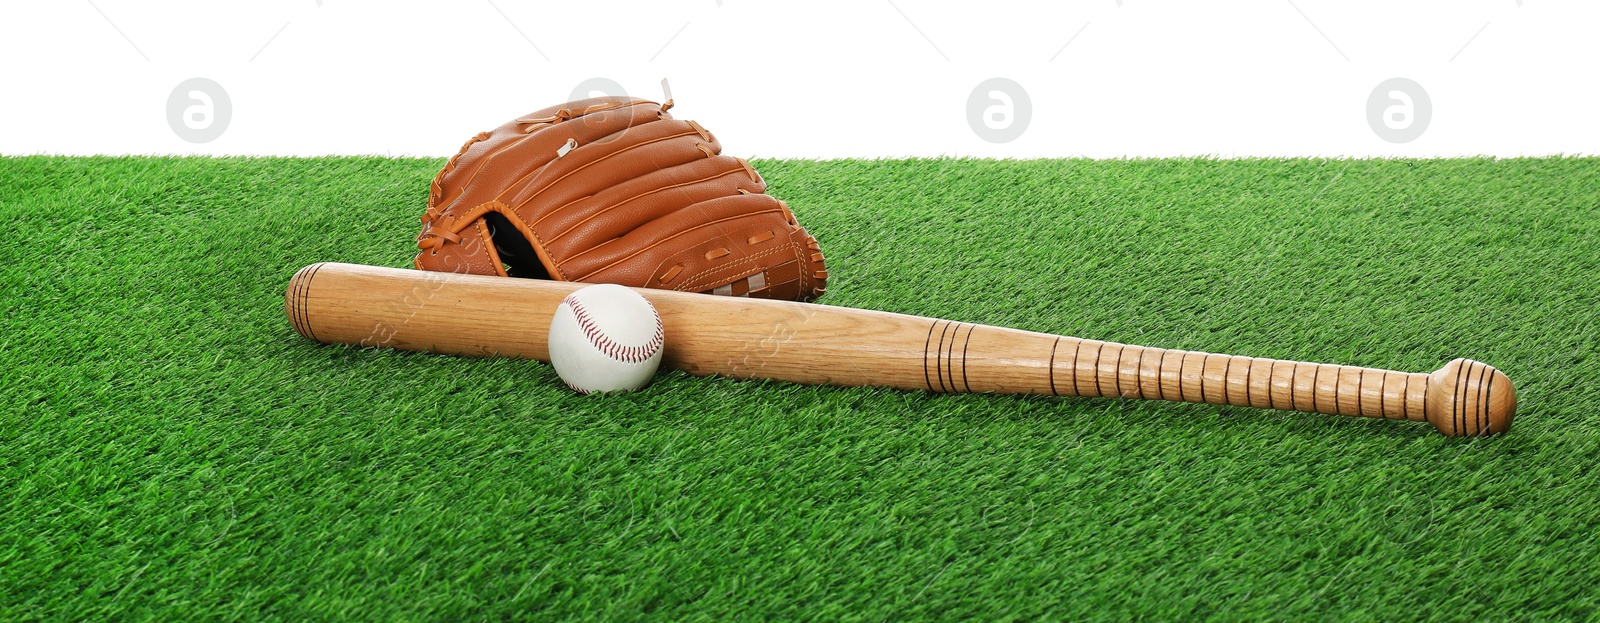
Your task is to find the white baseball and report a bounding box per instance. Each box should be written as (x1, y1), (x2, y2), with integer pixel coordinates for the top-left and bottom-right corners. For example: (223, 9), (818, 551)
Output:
(547, 284), (665, 394)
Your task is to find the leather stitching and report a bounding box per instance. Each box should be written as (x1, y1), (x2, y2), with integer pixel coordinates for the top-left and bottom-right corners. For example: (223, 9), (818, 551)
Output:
(545, 167), (752, 243)
(563, 294), (664, 365)
(512, 128), (702, 228)
(491, 201), (567, 281)
(565, 208), (787, 279)
(440, 101), (660, 213)
(479, 220), (508, 278)
(427, 131), (491, 221)
(677, 242), (802, 293)
(441, 131), (542, 215)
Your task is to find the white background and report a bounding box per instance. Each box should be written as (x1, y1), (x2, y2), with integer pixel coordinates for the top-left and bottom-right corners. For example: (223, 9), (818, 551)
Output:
(1, 0), (1594, 159)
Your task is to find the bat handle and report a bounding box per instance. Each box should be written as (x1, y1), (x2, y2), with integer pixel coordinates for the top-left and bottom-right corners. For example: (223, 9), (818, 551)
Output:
(1056, 340), (1516, 436)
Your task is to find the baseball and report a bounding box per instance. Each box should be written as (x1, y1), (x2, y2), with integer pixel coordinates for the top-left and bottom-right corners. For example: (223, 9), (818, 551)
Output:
(547, 284), (665, 393)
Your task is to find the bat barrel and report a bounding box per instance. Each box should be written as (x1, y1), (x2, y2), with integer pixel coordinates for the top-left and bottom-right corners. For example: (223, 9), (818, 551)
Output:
(284, 263), (1066, 393)
(286, 262), (582, 359)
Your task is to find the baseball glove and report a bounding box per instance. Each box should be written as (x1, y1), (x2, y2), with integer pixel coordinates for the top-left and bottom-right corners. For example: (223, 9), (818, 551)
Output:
(415, 96), (827, 302)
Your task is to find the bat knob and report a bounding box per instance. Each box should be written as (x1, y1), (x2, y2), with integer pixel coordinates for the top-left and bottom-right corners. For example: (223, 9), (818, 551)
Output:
(1424, 358), (1516, 437)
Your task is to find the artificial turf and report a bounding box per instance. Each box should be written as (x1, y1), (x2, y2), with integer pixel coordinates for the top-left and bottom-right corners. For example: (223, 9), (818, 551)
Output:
(3, 155), (1598, 621)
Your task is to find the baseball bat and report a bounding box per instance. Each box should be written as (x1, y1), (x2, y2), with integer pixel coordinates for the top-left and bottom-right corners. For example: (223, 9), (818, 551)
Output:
(285, 262), (1515, 436)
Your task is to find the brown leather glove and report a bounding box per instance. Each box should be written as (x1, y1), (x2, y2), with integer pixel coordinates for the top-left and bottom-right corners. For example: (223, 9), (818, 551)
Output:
(415, 96), (827, 301)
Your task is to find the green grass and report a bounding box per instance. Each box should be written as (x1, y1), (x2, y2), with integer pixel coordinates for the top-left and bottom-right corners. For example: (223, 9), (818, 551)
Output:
(3, 155), (1599, 621)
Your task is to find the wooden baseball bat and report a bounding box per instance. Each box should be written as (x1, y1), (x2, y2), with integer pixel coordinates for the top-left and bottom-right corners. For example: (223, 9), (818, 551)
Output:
(285, 262), (1515, 437)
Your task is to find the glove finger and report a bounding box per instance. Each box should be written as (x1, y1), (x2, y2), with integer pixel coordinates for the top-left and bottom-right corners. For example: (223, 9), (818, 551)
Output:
(504, 119), (713, 223)
(432, 99), (661, 218)
(539, 155), (763, 260)
(560, 193), (790, 282)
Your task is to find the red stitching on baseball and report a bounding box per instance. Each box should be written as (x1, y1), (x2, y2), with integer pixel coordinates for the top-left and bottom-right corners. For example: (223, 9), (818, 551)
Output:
(562, 293), (664, 364)
(562, 378), (592, 395)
